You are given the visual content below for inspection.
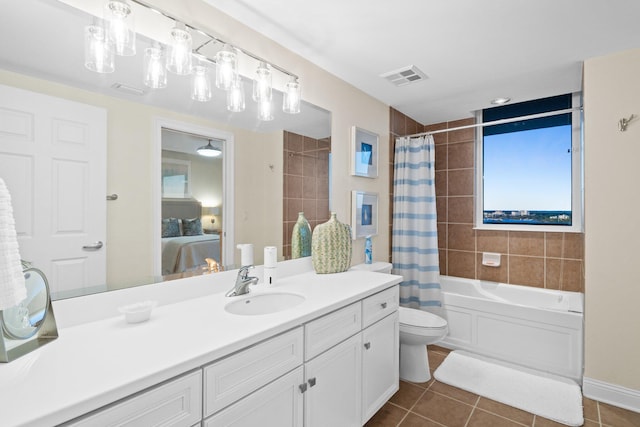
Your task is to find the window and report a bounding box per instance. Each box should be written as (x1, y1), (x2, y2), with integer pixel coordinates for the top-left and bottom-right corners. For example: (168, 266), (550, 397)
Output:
(475, 93), (583, 232)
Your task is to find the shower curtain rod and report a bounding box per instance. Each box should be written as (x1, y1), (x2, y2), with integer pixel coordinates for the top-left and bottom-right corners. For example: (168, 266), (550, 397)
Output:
(402, 107), (582, 139)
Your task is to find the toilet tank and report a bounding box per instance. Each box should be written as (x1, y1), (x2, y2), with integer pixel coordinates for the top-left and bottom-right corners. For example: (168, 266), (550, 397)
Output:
(351, 262), (393, 274)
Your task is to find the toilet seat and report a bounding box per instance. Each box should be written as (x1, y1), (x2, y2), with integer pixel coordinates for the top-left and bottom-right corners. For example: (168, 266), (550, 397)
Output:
(399, 306), (447, 329)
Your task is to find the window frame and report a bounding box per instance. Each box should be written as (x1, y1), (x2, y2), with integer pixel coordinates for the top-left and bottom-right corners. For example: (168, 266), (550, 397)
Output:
(474, 93), (583, 233)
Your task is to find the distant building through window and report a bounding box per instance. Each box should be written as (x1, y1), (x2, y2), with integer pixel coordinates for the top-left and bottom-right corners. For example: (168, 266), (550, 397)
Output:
(475, 93), (583, 232)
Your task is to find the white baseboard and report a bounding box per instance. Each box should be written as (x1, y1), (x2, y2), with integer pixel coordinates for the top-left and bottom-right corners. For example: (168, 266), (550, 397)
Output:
(583, 377), (640, 413)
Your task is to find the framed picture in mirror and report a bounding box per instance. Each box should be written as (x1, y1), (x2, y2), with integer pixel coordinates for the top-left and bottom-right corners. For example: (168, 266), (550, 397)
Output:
(351, 190), (378, 239)
(350, 126), (378, 178)
(161, 158), (192, 198)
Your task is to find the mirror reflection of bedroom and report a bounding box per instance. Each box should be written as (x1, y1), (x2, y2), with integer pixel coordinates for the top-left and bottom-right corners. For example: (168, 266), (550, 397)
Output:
(161, 128), (223, 279)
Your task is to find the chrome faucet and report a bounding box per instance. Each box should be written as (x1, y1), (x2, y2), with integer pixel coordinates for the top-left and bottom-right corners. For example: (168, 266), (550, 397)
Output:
(226, 265), (259, 297)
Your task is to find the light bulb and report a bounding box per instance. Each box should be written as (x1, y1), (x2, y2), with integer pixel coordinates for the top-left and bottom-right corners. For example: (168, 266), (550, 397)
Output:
(215, 45), (237, 90)
(283, 77), (301, 114)
(143, 46), (167, 89)
(105, 0), (135, 56)
(191, 65), (212, 102)
(84, 25), (114, 73)
(258, 99), (274, 121)
(166, 23), (192, 75)
(227, 77), (245, 112)
(252, 62), (272, 102)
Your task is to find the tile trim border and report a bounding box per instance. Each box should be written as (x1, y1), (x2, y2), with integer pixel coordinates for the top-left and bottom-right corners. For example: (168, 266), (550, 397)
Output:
(583, 376), (640, 413)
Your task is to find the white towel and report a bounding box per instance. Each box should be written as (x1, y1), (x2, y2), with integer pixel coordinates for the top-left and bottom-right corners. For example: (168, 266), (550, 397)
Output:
(0, 178), (26, 310)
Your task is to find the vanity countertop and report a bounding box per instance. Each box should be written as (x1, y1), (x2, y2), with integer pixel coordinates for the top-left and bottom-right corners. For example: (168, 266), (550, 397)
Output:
(0, 265), (401, 427)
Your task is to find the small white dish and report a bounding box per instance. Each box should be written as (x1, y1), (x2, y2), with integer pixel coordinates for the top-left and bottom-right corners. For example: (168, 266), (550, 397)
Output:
(118, 301), (158, 324)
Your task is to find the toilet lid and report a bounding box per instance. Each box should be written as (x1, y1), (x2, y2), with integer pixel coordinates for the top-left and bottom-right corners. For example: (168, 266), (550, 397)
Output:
(399, 307), (447, 328)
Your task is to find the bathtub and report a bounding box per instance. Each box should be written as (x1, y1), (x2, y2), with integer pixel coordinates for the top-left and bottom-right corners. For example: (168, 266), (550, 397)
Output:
(438, 275), (584, 382)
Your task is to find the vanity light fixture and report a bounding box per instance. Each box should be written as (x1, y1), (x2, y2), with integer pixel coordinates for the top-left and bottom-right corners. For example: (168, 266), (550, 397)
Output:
(191, 64), (212, 102)
(143, 44), (167, 89)
(166, 22), (192, 75)
(82, 0), (302, 115)
(215, 44), (238, 90)
(196, 140), (222, 157)
(104, 0), (135, 56)
(252, 62), (272, 102)
(227, 76), (246, 112)
(84, 24), (115, 73)
(283, 76), (301, 114)
(258, 99), (274, 121)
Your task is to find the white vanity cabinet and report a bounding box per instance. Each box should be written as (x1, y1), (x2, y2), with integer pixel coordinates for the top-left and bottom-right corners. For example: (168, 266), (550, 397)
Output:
(63, 284), (399, 427)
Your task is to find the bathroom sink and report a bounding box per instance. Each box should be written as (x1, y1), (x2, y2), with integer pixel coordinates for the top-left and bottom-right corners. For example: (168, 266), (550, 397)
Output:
(224, 292), (305, 315)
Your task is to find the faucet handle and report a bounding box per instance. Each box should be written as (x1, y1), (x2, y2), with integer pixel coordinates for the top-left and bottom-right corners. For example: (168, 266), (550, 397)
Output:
(238, 265), (254, 279)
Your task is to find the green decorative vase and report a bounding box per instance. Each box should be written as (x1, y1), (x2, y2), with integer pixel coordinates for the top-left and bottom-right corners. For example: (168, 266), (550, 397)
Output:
(312, 212), (353, 274)
(291, 212), (312, 259)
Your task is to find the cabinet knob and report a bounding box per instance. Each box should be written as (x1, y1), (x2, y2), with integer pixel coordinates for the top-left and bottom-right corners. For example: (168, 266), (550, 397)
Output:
(380, 302), (388, 309)
(308, 377), (317, 387)
(299, 383), (308, 393)
(364, 342), (371, 350)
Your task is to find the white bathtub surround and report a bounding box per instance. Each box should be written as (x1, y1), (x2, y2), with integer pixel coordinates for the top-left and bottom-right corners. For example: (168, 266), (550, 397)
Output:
(0, 177), (26, 310)
(392, 134), (443, 316)
(439, 275), (584, 382)
(435, 351), (584, 426)
(0, 258), (402, 426)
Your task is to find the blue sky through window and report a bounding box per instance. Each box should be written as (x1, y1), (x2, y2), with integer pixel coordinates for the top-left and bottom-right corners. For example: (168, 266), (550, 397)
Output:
(483, 125), (572, 211)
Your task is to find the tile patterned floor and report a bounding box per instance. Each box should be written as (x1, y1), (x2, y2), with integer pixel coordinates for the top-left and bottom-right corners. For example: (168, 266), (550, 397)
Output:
(365, 346), (640, 427)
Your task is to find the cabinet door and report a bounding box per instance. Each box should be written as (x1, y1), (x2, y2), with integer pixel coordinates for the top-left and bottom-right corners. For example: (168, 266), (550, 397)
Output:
(67, 371), (202, 427)
(203, 367), (304, 427)
(362, 311), (399, 423)
(304, 333), (362, 427)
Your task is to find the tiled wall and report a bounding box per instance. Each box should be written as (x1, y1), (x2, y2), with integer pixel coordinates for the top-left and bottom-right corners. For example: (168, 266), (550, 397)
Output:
(389, 108), (585, 292)
(282, 131), (331, 259)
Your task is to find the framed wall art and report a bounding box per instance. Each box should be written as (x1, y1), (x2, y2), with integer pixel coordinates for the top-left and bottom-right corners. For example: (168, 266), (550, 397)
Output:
(350, 126), (379, 178)
(351, 190), (378, 239)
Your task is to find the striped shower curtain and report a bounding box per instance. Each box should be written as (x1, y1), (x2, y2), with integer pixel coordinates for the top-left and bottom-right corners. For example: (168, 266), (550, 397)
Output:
(392, 135), (443, 315)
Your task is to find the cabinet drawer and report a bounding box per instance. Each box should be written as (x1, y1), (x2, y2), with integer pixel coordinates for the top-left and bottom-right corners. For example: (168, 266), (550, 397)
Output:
(305, 302), (361, 361)
(362, 285), (399, 328)
(204, 327), (303, 417)
(67, 371), (202, 427)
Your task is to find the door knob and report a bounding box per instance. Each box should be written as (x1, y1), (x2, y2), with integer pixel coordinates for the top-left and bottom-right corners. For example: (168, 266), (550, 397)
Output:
(82, 241), (104, 250)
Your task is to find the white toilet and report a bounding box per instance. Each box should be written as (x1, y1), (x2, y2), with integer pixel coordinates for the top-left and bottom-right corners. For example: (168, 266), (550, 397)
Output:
(398, 306), (448, 382)
(351, 262), (449, 383)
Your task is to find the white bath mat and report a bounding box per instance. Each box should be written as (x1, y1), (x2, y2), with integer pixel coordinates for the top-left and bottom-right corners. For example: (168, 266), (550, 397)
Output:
(434, 350), (584, 426)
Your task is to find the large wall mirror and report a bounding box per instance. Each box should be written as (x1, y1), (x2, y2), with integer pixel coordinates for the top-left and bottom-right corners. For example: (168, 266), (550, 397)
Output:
(0, 0), (331, 300)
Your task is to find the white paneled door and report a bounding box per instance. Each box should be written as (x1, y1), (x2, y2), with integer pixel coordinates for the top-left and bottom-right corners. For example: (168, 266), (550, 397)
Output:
(0, 84), (107, 298)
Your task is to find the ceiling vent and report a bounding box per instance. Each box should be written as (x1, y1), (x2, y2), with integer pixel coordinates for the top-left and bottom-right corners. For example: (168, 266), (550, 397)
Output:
(380, 65), (428, 87)
(111, 83), (145, 96)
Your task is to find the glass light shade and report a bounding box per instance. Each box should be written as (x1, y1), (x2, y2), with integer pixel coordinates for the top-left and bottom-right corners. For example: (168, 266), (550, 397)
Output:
(227, 77), (245, 112)
(191, 65), (212, 102)
(215, 45), (237, 90)
(84, 25), (114, 74)
(105, 0), (135, 56)
(258, 99), (274, 121)
(166, 24), (192, 75)
(197, 141), (221, 157)
(283, 77), (301, 114)
(143, 46), (167, 89)
(252, 62), (272, 102)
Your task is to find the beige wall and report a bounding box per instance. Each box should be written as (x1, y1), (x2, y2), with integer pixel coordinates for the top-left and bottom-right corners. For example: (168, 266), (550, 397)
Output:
(584, 48), (640, 390)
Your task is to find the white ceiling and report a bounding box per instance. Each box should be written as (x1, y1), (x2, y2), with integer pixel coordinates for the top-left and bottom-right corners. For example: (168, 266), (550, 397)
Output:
(206, 0), (640, 125)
